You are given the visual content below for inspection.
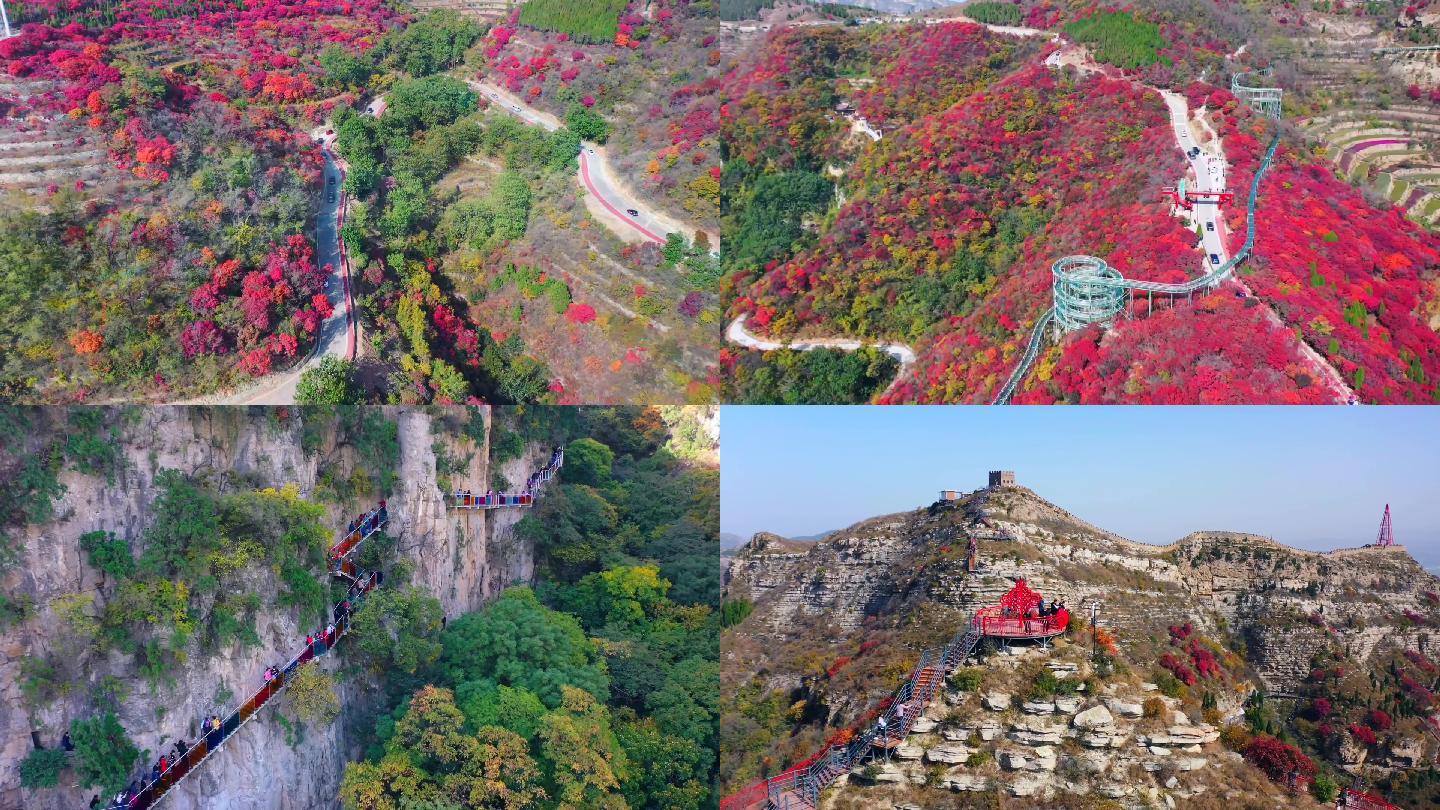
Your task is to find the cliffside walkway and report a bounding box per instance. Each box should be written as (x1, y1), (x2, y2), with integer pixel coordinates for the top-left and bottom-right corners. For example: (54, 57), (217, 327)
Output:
(994, 72), (1288, 404)
(722, 580), (1068, 810)
(122, 506), (391, 809)
(448, 447), (563, 510)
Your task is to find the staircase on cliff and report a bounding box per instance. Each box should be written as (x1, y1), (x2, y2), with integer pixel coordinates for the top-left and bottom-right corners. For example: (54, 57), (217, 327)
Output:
(113, 448), (564, 809)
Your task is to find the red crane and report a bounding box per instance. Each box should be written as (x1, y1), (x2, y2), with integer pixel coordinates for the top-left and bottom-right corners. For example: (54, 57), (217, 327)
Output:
(1376, 504), (1394, 547)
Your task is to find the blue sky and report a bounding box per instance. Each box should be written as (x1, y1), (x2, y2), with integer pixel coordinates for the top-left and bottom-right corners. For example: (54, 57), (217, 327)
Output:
(721, 407), (1440, 572)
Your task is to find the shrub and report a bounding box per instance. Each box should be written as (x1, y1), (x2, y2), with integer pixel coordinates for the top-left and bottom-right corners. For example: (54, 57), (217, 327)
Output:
(1243, 734), (1316, 784)
(719, 599), (753, 629)
(948, 667), (983, 692)
(79, 530), (135, 580)
(1348, 723), (1378, 746)
(1220, 724), (1252, 752)
(1311, 771), (1339, 803)
(286, 661), (340, 726)
(1366, 709), (1393, 731)
(19, 748), (68, 788)
(1143, 696), (1167, 718)
(70, 712), (140, 795)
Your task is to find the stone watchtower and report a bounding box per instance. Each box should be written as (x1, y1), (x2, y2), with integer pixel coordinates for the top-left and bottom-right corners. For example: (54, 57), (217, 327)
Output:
(988, 470), (1015, 488)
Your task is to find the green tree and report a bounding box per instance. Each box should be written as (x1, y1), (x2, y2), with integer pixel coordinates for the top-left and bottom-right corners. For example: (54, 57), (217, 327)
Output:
(19, 748), (68, 789)
(647, 656), (718, 754)
(566, 565), (670, 629)
(616, 720), (709, 810)
(286, 661), (340, 726)
(319, 45), (371, 88)
(70, 712), (140, 795)
(537, 686), (628, 809)
(565, 104), (610, 143)
(350, 586), (445, 675)
(79, 530), (135, 580)
(439, 588), (608, 708)
(296, 357), (360, 405)
(138, 469), (222, 582)
(560, 438), (613, 487)
(457, 683), (548, 740)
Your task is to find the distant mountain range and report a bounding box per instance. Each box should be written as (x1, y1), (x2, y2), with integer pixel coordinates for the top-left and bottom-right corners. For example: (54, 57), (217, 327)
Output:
(720, 530), (832, 555)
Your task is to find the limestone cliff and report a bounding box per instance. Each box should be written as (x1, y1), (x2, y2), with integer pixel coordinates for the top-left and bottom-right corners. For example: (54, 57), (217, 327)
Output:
(723, 484), (1440, 806)
(0, 406), (556, 810)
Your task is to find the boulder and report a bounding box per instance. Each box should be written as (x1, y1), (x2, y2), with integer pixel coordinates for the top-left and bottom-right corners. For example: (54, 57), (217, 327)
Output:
(1054, 696), (1082, 713)
(977, 721), (1002, 742)
(1002, 751), (1028, 770)
(908, 716), (937, 734)
(1009, 776), (1046, 797)
(1148, 745), (1171, 757)
(1032, 746), (1058, 771)
(1012, 728), (1064, 745)
(941, 728), (971, 742)
(1175, 756), (1207, 772)
(1107, 698), (1144, 718)
(1022, 699), (1055, 714)
(925, 743), (972, 764)
(1099, 783), (1131, 798)
(1076, 751), (1112, 774)
(1074, 705), (1114, 730)
(943, 773), (988, 792)
(984, 693), (1012, 711)
(894, 744), (924, 760)
(1389, 736), (1425, 768)
(1079, 731), (1113, 749)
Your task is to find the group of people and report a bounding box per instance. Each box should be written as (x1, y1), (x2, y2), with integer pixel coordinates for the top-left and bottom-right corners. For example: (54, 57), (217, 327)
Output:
(345, 500), (388, 539)
(452, 489), (534, 508)
(91, 738), (191, 809)
(80, 533), (390, 810)
(453, 447), (564, 509)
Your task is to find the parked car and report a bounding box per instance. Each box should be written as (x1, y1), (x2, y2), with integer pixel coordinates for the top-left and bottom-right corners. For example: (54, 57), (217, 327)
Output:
(626, 208), (639, 217)
(1209, 253), (1221, 265)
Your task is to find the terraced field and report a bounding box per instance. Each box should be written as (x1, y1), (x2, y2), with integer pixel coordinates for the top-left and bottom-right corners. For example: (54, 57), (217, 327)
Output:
(1304, 104), (1440, 227)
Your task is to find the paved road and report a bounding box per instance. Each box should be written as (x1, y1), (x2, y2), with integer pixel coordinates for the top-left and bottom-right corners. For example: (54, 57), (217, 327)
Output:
(1161, 91), (1230, 270)
(467, 79), (711, 246)
(726, 313), (916, 398)
(178, 142), (354, 404)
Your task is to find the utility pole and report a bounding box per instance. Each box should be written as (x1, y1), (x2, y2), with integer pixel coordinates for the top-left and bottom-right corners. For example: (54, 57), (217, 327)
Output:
(0, 0), (13, 40)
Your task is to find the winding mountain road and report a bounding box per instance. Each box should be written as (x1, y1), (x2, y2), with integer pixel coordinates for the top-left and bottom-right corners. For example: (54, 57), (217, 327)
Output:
(726, 313), (916, 398)
(466, 79), (713, 247)
(175, 143), (354, 405)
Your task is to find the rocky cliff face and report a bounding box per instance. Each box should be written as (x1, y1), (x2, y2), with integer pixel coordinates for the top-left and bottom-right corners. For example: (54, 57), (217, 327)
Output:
(0, 406), (552, 810)
(724, 484), (1440, 802)
(728, 485), (1438, 693)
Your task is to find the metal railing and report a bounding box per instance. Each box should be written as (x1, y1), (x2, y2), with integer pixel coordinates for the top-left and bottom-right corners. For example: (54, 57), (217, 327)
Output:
(123, 570), (382, 809)
(725, 613), (995, 810)
(449, 448), (563, 510)
(995, 132), (1282, 403)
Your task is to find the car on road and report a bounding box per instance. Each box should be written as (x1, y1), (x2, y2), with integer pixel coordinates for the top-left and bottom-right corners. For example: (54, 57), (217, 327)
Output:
(1205, 222), (1214, 232)
(626, 208), (639, 217)
(1188, 147), (1199, 158)
(1209, 253), (1220, 265)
